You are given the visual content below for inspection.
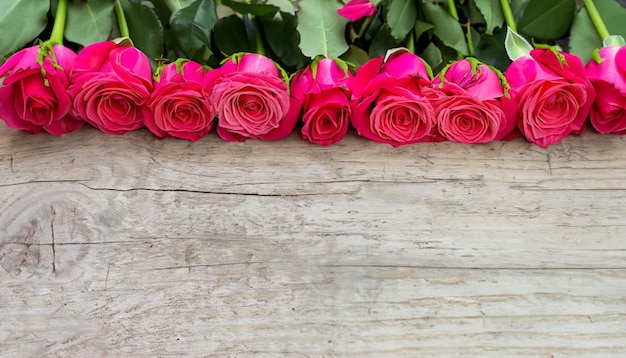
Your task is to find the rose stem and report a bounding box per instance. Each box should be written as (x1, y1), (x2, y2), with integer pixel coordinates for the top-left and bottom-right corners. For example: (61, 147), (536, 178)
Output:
(50, 0), (68, 45)
(406, 30), (415, 54)
(582, 0), (610, 41)
(499, 0), (517, 33)
(115, 0), (130, 38)
(446, 0), (459, 21)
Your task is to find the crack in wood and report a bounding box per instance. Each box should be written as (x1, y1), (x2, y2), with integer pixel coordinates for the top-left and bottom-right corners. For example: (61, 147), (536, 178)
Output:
(105, 262), (111, 291)
(50, 206), (56, 273)
(547, 153), (553, 175)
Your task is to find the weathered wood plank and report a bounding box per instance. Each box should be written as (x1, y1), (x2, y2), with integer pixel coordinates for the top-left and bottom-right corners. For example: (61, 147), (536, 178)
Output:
(1, 123), (626, 356)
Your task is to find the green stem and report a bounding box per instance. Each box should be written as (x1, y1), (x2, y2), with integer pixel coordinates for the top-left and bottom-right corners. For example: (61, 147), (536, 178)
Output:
(115, 0), (130, 38)
(50, 0), (68, 45)
(446, 0), (459, 21)
(406, 30), (415, 54)
(466, 20), (475, 57)
(500, 0), (517, 33)
(582, 0), (610, 41)
(250, 16), (266, 56)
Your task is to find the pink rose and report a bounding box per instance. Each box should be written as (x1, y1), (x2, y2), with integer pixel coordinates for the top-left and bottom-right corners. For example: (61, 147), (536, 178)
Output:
(349, 49), (438, 146)
(0, 44), (82, 135)
(338, 0), (376, 22)
(288, 58), (352, 145)
(207, 53), (296, 141)
(586, 45), (626, 134)
(69, 40), (153, 135)
(505, 49), (596, 148)
(430, 59), (516, 143)
(145, 60), (215, 141)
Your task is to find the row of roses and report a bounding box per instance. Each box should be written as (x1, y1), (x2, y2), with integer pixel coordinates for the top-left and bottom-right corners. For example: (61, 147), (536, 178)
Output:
(0, 37), (624, 148)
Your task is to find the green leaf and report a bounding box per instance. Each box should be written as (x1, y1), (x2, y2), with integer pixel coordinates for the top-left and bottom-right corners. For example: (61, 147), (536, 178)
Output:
(504, 26), (533, 61)
(413, 20), (433, 40)
(473, 0), (504, 35)
(221, 0), (281, 16)
(386, 0), (418, 41)
(517, 0), (575, 41)
(122, 1), (164, 67)
(213, 15), (253, 56)
(266, 0), (296, 14)
(297, 0), (350, 58)
(421, 2), (469, 56)
(421, 42), (443, 72)
(169, 0), (217, 61)
(368, 24), (400, 58)
(475, 27), (511, 72)
(340, 44), (370, 70)
(163, 0), (197, 12)
(65, 0), (115, 46)
(570, 0), (626, 64)
(261, 12), (307, 70)
(510, 0), (531, 24)
(0, 1), (49, 60)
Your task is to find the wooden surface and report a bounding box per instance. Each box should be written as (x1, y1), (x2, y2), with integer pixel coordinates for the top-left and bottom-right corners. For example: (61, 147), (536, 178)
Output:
(1, 122), (625, 357)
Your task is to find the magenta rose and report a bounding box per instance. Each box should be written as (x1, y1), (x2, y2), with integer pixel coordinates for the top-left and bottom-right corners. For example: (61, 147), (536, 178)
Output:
(288, 58), (352, 145)
(430, 58), (516, 144)
(504, 48), (596, 148)
(145, 60), (214, 141)
(206, 53), (296, 141)
(338, 0), (376, 22)
(68, 39), (153, 135)
(349, 49), (437, 146)
(0, 44), (82, 135)
(585, 45), (626, 134)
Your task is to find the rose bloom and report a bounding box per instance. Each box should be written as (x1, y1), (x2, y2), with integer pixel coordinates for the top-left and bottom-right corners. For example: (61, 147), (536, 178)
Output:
(288, 58), (352, 145)
(430, 59), (516, 144)
(586, 45), (626, 134)
(68, 39), (153, 135)
(145, 60), (214, 141)
(338, 0), (376, 22)
(206, 53), (296, 141)
(349, 49), (438, 146)
(505, 49), (596, 148)
(0, 44), (82, 135)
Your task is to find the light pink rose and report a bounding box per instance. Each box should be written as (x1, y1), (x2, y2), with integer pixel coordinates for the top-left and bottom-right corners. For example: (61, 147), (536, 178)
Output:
(349, 49), (439, 146)
(69, 40), (153, 135)
(586, 45), (626, 134)
(288, 58), (352, 145)
(0, 44), (82, 135)
(505, 49), (596, 148)
(338, 0), (376, 22)
(206, 53), (296, 141)
(145, 60), (215, 141)
(430, 58), (516, 143)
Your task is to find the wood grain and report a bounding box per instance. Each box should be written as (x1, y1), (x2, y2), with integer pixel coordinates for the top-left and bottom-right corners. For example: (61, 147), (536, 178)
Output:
(1, 124), (625, 357)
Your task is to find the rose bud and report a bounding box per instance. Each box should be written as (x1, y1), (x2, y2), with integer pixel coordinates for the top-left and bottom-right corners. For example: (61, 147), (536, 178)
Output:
(586, 45), (626, 134)
(338, 0), (376, 22)
(0, 44), (82, 135)
(288, 57), (352, 145)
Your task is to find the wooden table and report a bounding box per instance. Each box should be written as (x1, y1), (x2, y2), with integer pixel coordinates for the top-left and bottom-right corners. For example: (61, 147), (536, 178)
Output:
(1, 123), (625, 356)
